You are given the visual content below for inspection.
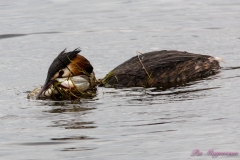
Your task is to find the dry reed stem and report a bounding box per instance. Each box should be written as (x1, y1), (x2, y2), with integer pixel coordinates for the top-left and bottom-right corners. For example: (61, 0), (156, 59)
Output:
(136, 51), (151, 80)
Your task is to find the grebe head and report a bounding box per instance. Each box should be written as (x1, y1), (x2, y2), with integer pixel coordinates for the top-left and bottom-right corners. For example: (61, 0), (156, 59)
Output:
(36, 48), (93, 99)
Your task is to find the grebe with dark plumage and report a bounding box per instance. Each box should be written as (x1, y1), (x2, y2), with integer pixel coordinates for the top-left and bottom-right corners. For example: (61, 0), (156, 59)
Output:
(101, 50), (221, 89)
(28, 49), (222, 100)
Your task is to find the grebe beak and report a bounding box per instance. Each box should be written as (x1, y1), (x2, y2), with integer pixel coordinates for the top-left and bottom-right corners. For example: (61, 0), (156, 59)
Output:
(36, 48), (93, 99)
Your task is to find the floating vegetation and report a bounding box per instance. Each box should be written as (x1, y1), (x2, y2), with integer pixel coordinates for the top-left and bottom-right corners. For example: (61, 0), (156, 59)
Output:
(44, 73), (97, 100)
(28, 72), (96, 100)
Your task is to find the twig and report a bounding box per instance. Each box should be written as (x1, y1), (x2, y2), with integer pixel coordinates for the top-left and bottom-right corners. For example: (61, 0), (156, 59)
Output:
(136, 51), (151, 80)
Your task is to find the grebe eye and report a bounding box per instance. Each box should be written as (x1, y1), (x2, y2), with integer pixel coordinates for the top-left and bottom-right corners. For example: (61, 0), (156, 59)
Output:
(58, 70), (64, 78)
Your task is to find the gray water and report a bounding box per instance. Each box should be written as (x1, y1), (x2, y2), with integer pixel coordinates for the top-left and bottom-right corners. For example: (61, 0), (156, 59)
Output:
(1, 0), (240, 159)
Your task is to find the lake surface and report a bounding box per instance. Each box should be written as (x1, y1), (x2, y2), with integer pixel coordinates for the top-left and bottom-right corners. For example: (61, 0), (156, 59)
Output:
(0, 0), (240, 159)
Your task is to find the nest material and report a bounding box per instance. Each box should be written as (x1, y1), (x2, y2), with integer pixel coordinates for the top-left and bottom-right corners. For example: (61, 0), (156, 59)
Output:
(28, 72), (97, 100)
(47, 72), (97, 100)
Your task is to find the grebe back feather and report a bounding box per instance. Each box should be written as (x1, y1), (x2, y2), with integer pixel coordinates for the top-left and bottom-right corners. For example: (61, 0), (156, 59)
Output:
(102, 50), (221, 88)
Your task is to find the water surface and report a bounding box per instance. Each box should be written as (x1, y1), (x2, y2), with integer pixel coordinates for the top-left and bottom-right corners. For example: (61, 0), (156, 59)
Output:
(0, 0), (240, 159)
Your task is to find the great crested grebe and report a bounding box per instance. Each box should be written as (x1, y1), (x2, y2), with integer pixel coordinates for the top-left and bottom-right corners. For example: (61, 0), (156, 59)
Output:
(28, 49), (222, 100)
(101, 50), (221, 89)
(33, 48), (96, 100)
